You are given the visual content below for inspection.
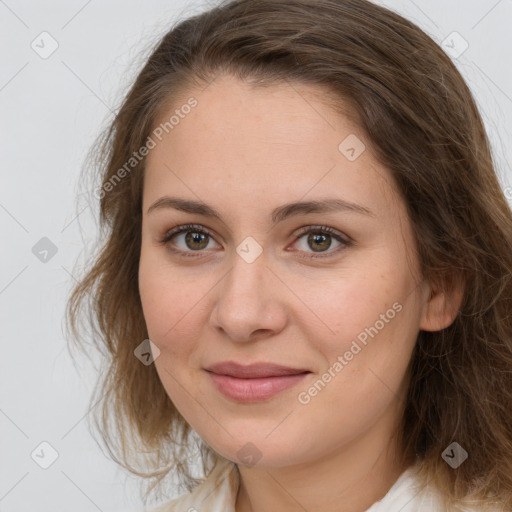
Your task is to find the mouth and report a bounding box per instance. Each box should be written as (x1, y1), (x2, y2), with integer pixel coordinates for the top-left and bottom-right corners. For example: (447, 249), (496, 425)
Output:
(204, 361), (312, 402)
(205, 361), (311, 378)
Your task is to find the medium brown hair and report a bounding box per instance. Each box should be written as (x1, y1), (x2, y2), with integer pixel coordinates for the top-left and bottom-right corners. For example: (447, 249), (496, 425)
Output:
(66, 0), (512, 507)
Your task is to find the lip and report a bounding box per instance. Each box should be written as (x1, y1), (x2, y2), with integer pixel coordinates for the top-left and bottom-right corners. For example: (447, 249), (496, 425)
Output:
(205, 361), (310, 378)
(205, 362), (311, 402)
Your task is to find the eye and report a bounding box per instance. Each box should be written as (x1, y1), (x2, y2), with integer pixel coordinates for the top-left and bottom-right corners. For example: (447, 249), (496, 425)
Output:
(159, 224), (353, 259)
(159, 224), (220, 257)
(290, 225), (352, 259)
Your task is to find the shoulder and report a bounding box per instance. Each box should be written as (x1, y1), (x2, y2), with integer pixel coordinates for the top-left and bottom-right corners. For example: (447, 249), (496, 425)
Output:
(365, 465), (505, 512)
(145, 458), (239, 512)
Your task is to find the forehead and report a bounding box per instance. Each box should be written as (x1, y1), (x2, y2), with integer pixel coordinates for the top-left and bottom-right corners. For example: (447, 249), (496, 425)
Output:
(150, 74), (359, 159)
(144, 74), (398, 218)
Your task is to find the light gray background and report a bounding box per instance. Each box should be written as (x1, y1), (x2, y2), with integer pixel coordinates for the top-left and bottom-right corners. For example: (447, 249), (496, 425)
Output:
(1, 1), (511, 511)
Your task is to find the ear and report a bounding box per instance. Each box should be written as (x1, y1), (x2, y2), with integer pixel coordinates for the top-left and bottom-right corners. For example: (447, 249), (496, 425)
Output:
(419, 273), (465, 332)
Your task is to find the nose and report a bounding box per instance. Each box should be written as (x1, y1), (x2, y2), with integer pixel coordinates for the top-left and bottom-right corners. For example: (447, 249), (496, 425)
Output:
(211, 251), (287, 343)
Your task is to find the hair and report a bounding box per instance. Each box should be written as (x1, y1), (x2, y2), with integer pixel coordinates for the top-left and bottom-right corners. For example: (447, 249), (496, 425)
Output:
(65, 0), (512, 508)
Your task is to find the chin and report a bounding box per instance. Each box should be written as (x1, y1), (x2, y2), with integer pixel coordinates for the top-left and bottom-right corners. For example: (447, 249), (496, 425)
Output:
(204, 431), (310, 469)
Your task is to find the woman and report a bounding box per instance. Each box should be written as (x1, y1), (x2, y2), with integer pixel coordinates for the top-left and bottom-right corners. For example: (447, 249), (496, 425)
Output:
(66, 0), (512, 510)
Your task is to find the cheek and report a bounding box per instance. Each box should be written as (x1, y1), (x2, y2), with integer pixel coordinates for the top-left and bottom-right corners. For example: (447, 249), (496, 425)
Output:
(290, 276), (416, 452)
(296, 260), (419, 393)
(139, 259), (168, 339)
(138, 252), (212, 362)
(139, 253), (185, 347)
(294, 266), (405, 342)
(138, 259), (200, 407)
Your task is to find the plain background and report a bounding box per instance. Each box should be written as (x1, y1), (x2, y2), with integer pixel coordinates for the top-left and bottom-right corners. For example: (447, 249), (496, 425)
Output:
(1, 1), (511, 511)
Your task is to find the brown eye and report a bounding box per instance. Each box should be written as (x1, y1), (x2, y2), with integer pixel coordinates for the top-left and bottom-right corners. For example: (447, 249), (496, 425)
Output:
(306, 232), (333, 252)
(183, 231), (209, 250)
(160, 224), (220, 256)
(291, 226), (352, 259)
(159, 223), (352, 260)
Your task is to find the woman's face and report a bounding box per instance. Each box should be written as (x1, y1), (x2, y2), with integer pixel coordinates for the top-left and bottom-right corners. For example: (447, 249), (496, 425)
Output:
(139, 74), (431, 468)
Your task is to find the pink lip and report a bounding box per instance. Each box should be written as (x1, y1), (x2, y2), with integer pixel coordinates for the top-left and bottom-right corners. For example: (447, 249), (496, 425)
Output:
(205, 362), (311, 402)
(205, 361), (310, 378)
(207, 372), (309, 402)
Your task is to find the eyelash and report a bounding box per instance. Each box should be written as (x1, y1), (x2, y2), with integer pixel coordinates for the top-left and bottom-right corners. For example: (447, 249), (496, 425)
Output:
(159, 223), (353, 260)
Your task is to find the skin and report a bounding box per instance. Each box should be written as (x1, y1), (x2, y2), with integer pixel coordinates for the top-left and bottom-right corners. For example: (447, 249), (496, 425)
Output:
(138, 74), (462, 512)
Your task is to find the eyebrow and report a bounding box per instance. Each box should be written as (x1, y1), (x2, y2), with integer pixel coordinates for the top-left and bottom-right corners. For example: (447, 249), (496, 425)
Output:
(147, 196), (375, 223)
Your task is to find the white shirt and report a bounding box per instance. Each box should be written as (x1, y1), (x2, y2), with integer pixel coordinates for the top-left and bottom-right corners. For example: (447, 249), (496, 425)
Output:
(146, 457), (500, 511)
